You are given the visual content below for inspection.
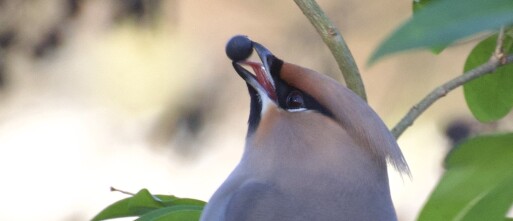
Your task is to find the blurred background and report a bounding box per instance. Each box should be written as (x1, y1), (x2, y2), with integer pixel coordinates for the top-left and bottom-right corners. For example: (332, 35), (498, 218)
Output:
(0, 0), (509, 220)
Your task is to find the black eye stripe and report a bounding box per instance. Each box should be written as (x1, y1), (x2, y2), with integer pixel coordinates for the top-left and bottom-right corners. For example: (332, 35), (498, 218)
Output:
(273, 78), (333, 117)
(268, 59), (334, 118)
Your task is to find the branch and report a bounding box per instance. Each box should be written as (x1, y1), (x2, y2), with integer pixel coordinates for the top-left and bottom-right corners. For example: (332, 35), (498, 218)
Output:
(293, 0), (367, 101)
(392, 54), (513, 138)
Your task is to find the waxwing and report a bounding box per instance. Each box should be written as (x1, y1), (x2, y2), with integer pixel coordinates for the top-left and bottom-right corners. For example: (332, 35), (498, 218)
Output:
(200, 36), (409, 221)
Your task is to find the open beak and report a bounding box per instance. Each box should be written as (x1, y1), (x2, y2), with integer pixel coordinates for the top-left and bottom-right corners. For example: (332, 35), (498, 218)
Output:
(232, 42), (278, 102)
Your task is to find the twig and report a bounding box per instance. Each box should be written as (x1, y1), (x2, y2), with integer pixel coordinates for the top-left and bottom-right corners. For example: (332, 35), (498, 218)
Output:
(392, 54), (513, 138)
(494, 27), (507, 65)
(494, 27), (505, 59)
(110, 186), (135, 196)
(293, 0), (367, 101)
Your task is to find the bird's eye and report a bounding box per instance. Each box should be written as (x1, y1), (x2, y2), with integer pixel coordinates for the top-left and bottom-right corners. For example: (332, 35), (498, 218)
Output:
(286, 91), (305, 110)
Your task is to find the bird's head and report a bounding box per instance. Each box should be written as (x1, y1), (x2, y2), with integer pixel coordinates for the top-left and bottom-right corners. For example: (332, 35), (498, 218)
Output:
(226, 35), (409, 175)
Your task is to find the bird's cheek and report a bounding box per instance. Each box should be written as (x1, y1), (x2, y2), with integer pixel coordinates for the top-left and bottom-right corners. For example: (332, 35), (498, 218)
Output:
(249, 107), (285, 147)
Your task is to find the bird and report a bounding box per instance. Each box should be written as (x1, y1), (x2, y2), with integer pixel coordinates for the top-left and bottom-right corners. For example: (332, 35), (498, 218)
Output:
(200, 36), (410, 221)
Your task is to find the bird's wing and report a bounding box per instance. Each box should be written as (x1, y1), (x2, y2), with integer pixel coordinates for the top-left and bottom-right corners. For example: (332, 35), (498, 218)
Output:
(224, 181), (304, 221)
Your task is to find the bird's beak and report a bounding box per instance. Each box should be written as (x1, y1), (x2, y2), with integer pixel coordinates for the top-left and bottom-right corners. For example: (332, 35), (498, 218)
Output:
(232, 42), (278, 102)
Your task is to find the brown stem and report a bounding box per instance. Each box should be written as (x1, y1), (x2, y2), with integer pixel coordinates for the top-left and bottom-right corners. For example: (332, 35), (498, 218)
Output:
(293, 0), (367, 101)
(392, 54), (513, 138)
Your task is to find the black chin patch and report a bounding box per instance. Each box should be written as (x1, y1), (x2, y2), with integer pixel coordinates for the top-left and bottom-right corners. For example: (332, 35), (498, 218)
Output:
(246, 84), (261, 136)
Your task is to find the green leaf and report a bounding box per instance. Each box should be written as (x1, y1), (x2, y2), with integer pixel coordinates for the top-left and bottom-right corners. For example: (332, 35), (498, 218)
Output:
(463, 34), (513, 122)
(428, 44), (447, 54)
(418, 133), (513, 221)
(92, 189), (165, 221)
(369, 0), (513, 65)
(412, 0), (448, 54)
(161, 198), (206, 207)
(456, 177), (513, 221)
(412, 0), (436, 12)
(153, 194), (180, 202)
(128, 189), (167, 214)
(136, 205), (203, 221)
(92, 189), (206, 221)
(91, 197), (137, 221)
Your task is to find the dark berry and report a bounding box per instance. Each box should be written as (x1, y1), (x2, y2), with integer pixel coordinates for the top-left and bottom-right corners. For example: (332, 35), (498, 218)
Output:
(226, 35), (253, 61)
